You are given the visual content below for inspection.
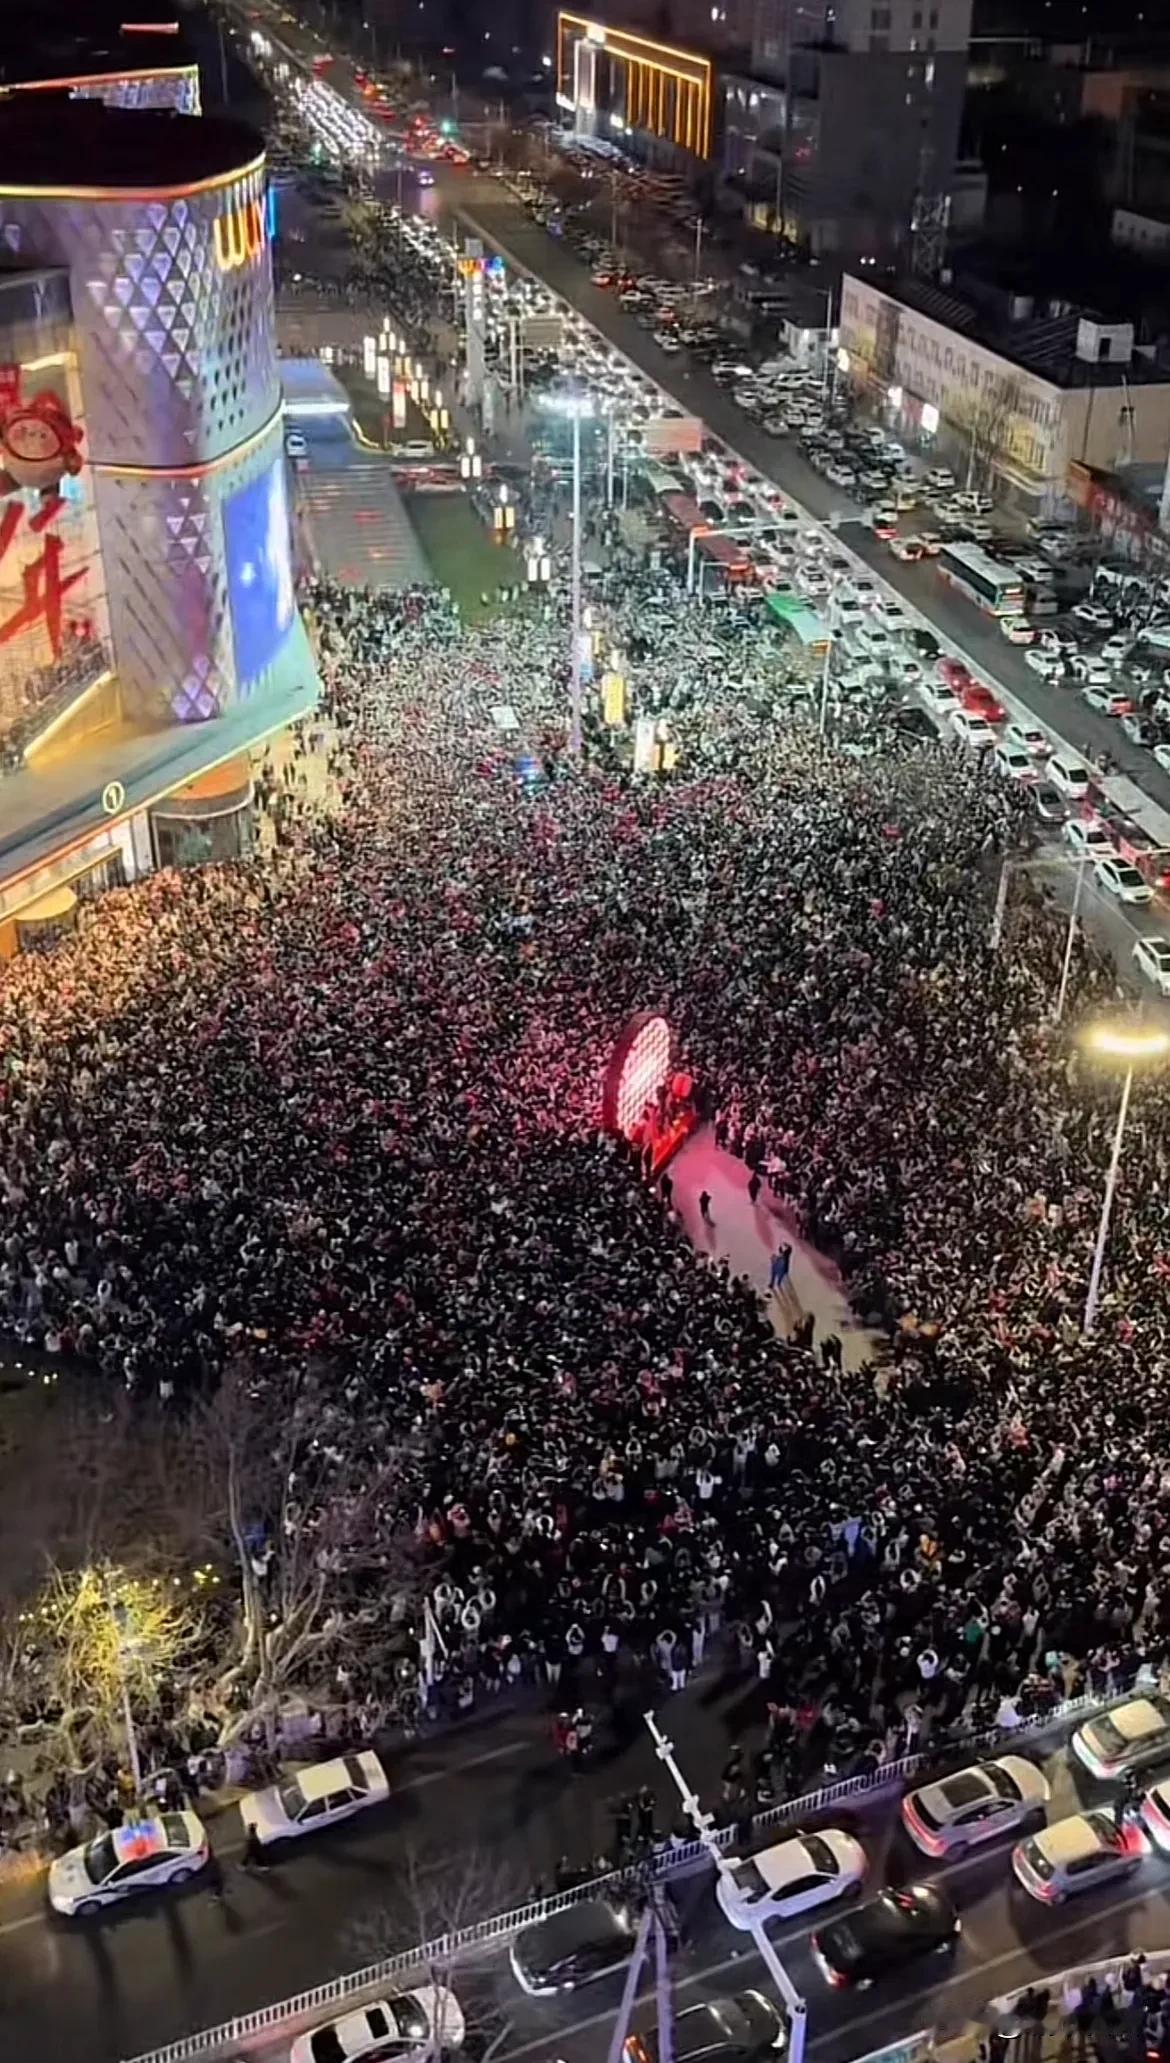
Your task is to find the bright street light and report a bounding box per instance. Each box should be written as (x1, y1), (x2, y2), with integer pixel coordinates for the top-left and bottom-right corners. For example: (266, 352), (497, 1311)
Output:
(1081, 1018), (1170, 1333)
(1085, 1023), (1170, 1065)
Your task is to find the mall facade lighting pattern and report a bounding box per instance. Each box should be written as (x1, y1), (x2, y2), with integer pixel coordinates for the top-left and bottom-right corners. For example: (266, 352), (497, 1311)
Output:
(556, 13), (712, 159)
(0, 100), (295, 725)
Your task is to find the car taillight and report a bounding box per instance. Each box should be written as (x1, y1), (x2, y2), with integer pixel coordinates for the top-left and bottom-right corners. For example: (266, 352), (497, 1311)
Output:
(902, 1799), (947, 1857)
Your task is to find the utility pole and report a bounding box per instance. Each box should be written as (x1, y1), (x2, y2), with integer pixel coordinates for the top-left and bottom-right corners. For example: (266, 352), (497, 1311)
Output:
(646, 1713), (807, 2063)
(989, 854), (1013, 951)
(603, 1896), (675, 2063)
(569, 399), (587, 754)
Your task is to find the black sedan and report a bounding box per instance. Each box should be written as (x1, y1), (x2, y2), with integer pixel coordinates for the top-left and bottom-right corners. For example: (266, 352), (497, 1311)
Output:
(811, 1884), (959, 1989)
(510, 1899), (636, 1996)
(624, 1992), (786, 2063)
(908, 628), (941, 660)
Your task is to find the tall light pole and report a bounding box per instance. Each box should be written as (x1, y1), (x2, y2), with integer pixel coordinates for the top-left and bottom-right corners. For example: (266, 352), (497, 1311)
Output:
(646, 1712), (807, 2063)
(1081, 1022), (1170, 1334)
(1054, 854), (1088, 1024)
(565, 391), (593, 755)
(107, 1585), (144, 1797)
(818, 599), (838, 737)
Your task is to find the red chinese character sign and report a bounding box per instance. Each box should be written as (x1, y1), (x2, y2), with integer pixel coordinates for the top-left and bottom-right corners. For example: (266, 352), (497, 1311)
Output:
(0, 371), (89, 664)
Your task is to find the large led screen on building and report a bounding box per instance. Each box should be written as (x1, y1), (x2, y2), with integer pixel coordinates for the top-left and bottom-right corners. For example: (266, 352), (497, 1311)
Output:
(224, 456), (294, 683)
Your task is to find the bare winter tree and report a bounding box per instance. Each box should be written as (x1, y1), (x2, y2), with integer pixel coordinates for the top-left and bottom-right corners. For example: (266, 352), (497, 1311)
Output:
(960, 370), (1023, 494)
(339, 1845), (529, 2057)
(180, 1356), (425, 1744)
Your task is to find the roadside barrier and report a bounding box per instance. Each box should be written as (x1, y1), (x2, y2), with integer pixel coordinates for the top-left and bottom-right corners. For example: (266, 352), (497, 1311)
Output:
(120, 1686), (1116, 2063)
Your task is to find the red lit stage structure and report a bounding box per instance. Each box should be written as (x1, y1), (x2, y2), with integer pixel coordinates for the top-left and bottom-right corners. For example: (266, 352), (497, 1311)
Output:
(602, 1010), (697, 1173)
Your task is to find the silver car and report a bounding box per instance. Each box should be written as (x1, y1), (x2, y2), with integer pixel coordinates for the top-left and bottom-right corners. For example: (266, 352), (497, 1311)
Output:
(902, 1756), (1050, 1857)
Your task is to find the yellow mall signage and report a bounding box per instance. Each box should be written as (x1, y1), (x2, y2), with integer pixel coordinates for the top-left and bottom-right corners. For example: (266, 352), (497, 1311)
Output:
(213, 197), (265, 273)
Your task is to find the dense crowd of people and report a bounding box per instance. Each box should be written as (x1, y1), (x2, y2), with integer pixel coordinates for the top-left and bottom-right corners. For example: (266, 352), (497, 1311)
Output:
(1, 546), (1168, 1813)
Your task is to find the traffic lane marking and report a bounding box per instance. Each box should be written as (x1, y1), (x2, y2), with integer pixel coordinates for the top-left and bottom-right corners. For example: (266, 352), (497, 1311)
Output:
(0, 1740), (527, 1933)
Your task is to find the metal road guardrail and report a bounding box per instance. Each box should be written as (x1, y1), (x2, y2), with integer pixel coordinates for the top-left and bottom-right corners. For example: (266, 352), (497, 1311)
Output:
(119, 1686), (1118, 2063)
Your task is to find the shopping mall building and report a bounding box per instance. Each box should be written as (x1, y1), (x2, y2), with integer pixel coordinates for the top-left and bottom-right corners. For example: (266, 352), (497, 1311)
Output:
(0, 14), (318, 954)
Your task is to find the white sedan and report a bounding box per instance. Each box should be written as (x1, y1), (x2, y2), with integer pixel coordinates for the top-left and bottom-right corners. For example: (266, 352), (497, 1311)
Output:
(1000, 616), (1036, 645)
(1064, 818), (1116, 860)
(993, 742), (1039, 783)
(1095, 858), (1153, 905)
(1133, 937), (1170, 996)
(290, 1988), (465, 2063)
(951, 709), (996, 749)
(240, 1750), (389, 1848)
(47, 1813), (208, 1917)
(1004, 721), (1049, 758)
(922, 680), (960, 717)
(716, 1828), (866, 1930)
(1025, 649), (1064, 681)
(902, 1756), (1050, 1858)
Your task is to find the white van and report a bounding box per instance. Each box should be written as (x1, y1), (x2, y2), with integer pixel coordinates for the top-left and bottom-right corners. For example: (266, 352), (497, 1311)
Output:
(1047, 753), (1093, 801)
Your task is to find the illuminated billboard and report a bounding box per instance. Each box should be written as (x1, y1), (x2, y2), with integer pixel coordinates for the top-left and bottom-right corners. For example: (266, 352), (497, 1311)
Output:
(224, 457), (294, 685)
(557, 13), (712, 158)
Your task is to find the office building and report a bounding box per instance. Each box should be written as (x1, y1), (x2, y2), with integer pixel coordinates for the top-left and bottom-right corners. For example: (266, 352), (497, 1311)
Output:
(721, 0), (972, 263)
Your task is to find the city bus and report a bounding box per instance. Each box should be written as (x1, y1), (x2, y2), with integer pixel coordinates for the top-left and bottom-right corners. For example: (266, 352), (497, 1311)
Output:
(936, 542), (1025, 618)
(696, 529), (754, 588)
(660, 491), (706, 534)
(766, 589), (831, 657)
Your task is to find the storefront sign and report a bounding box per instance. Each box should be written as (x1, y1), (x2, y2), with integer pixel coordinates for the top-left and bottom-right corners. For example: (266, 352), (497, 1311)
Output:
(213, 197), (266, 273)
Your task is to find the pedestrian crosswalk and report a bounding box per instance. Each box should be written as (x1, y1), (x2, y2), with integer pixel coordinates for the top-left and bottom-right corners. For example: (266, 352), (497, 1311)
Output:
(298, 459), (432, 590)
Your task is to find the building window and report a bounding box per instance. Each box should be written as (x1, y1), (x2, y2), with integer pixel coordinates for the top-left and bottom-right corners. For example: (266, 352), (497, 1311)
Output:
(912, 6), (922, 19)
(929, 5), (938, 20)
(870, 32), (888, 49)
(870, 5), (891, 22)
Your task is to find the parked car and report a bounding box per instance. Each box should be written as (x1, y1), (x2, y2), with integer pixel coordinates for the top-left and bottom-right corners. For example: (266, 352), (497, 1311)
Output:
(238, 1751), (389, 1848)
(1073, 1696), (1170, 1781)
(1012, 1812), (1141, 1904)
(1132, 937), (1170, 997)
(47, 1814), (208, 1918)
(716, 1830), (866, 1930)
(510, 1900), (637, 1995)
(289, 1989), (466, 2063)
(1095, 858), (1154, 905)
(622, 1993), (787, 2063)
(902, 1756), (1050, 1858)
(811, 1884), (959, 1990)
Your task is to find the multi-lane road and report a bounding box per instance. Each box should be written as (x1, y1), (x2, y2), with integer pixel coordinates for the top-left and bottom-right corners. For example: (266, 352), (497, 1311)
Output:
(9, 1652), (1170, 2063)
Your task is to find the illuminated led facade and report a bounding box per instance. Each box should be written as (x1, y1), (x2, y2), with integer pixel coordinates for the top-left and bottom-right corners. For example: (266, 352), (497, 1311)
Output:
(0, 112), (289, 723)
(557, 13), (712, 159)
(0, 97), (317, 955)
(0, 67), (200, 115)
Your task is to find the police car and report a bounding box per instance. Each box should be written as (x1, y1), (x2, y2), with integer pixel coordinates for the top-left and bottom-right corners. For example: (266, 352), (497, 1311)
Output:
(47, 1813), (208, 1916)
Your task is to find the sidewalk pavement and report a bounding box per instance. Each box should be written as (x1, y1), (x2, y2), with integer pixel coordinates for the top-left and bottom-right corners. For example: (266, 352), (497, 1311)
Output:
(669, 1124), (885, 1374)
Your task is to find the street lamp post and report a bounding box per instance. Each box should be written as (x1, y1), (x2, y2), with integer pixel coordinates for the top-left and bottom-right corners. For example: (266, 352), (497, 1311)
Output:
(817, 601), (838, 737)
(566, 393), (592, 755)
(1054, 854), (1088, 1024)
(1081, 1022), (1170, 1334)
(107, 1589), (143, 1797)
(646, 1712), (806, 2063)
